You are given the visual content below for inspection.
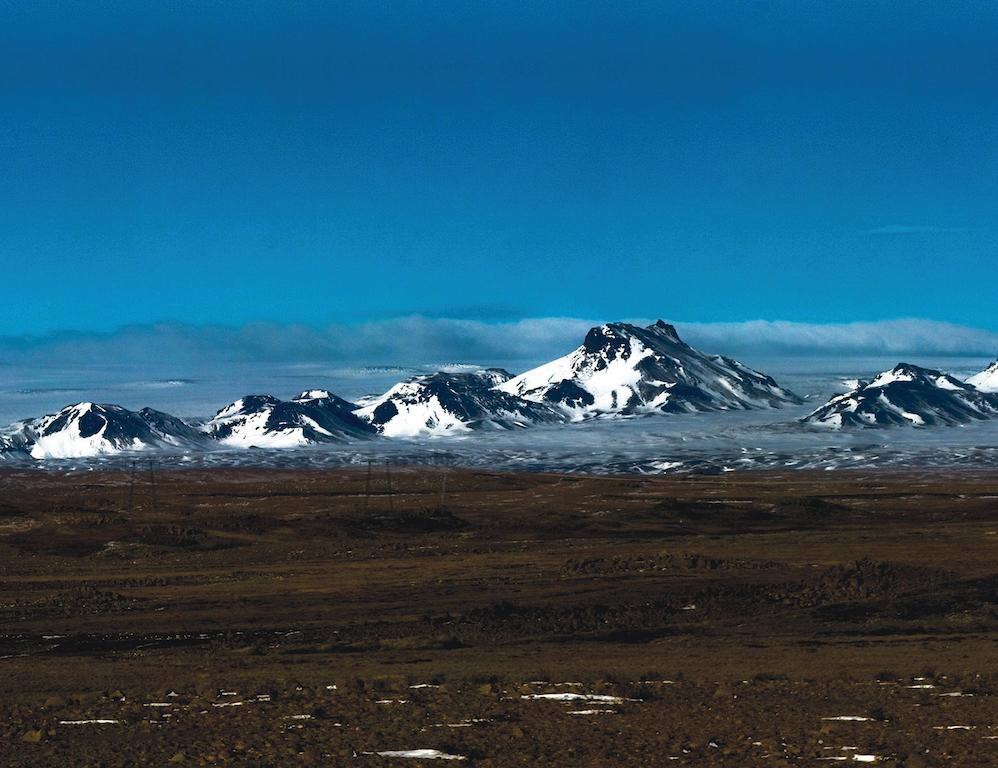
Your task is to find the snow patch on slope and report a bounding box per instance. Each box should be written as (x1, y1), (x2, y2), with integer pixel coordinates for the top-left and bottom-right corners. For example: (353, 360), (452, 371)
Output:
(968, 360), (998, 393)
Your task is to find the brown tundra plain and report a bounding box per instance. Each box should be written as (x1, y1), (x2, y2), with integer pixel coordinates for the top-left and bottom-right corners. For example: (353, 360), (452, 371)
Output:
(1, 467), (997, 767)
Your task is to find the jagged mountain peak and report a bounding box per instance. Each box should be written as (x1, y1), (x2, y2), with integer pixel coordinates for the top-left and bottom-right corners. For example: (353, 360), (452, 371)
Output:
(581, 320), (682, 357)
(499, 320), (800, 418)
(652, 318), (680, 335)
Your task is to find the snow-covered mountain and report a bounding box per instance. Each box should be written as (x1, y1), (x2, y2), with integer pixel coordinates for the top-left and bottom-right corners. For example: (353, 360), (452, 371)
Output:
(497, 320), (801, 419)
(968, 360), (998, 393)
(205, 391), (374, 448)
(804, 363), (998, 428)
(355, 369), (564, 437)
(6, 402), (208, 459)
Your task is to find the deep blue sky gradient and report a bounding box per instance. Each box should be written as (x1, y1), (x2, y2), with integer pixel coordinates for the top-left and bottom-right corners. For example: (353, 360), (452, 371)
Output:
(2, 1), (997, 335)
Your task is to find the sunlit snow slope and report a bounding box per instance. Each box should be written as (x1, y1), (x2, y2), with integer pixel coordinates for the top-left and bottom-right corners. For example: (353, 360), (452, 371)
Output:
(968, 360), (998, 393)
(7, 402), (207, 459)
(205, 391), (374, 448)
(355, 369), (564, 437)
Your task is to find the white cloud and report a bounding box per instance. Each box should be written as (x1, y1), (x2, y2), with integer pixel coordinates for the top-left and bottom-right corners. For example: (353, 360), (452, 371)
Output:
(675, 318), (998, 356)
(1, 316), (996, 366)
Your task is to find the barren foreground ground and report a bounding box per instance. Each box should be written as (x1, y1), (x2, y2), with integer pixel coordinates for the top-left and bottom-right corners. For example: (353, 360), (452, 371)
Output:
(1, 467), (998, 766)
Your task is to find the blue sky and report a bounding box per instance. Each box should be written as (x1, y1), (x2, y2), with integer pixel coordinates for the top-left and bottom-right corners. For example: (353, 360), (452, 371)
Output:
(1, 0), (996, 337)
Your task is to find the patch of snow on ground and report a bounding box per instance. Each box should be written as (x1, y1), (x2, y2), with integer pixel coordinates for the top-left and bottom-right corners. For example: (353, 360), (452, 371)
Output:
(371, 749), (466, 761)
(822, 716), (873, 721)
(59, 719), (121, 725)
(521, 693), (626, 703)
